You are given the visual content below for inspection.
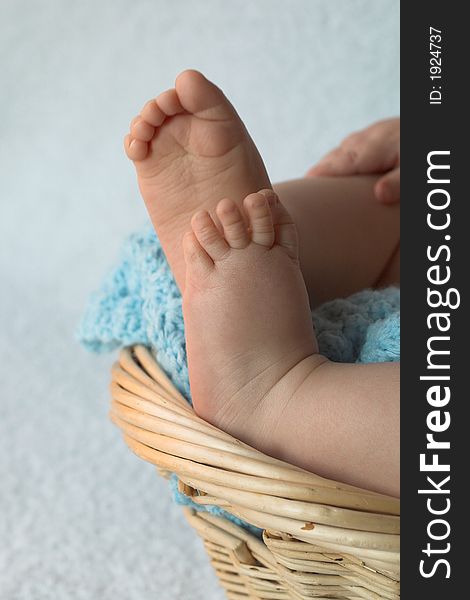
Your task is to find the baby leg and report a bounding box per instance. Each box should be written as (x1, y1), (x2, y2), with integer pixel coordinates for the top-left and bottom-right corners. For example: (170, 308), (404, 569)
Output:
(183, 191), (399, 497)
(274, 176), (400, 307)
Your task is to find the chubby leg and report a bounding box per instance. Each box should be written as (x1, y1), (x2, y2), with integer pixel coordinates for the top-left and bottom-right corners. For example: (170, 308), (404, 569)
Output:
(274, 176), (400, 308)
(269, 359), (400, 497)
(183, 190), (399, 497)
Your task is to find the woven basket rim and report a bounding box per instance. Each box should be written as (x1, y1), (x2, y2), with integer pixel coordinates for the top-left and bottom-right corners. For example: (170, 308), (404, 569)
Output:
(110, 345), (400, 583)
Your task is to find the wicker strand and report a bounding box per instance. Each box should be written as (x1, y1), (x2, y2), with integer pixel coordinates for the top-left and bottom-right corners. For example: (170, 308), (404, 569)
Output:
(110, 347), (400, 599)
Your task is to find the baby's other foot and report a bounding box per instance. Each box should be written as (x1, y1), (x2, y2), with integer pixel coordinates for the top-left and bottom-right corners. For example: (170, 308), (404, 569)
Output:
(124, 70), (271, 289)
(182, 190), (319, 447)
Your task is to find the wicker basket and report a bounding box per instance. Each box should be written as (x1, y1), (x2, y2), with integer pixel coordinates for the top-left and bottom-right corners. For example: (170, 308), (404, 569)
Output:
(110, 346), (400, 599)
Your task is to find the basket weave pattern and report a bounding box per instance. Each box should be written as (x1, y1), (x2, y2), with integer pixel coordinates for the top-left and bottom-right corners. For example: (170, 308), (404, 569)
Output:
(111, 346), (400, 599)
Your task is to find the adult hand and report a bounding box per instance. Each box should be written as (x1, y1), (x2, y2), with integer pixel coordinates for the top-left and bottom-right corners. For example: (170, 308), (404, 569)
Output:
(306, 118), (400, 204)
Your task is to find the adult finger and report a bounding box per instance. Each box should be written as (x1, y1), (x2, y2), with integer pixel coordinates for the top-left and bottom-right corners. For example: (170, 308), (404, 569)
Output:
(307, 118), (400, 178)
(375, 167), (400, 204)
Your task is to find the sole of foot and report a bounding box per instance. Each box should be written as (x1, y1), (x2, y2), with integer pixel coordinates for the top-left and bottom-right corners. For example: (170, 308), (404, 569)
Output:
(124, 70), (272, 289)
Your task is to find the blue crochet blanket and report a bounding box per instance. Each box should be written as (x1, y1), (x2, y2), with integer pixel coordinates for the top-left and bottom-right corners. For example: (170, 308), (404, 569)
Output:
(78, 224), (400, 532)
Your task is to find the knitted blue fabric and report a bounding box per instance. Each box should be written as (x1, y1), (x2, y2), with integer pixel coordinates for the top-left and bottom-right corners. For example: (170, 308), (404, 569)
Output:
(78, 223), (400, 533)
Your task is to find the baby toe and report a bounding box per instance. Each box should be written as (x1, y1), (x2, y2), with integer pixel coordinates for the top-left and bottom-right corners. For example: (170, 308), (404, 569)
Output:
(182, 231), (214, 282)
(266, 197), (299, 261)
(258, 189), (279, 208)
(130, 116), (155, 142)
(156, 88), (184, 116)
(140, 99), (166, 127)
(191, 210), (230, 262)
(216, 198), (249, 249)
(244, 192), (275, 248)
(174, 69), (234, 120)
(124, 134), (148, 161)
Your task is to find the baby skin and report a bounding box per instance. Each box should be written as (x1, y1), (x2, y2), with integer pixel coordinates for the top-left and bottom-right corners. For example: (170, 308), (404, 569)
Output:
(125, 71), (399, 497)
(183, 194), (399, 497)
(124, 69), (270, 291)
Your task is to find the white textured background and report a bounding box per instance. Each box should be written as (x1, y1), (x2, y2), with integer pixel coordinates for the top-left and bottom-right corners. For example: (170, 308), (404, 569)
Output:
(0, 1), (399, 598)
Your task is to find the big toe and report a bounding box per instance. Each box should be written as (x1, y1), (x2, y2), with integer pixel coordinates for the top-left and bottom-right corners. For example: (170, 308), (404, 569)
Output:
(259, 190), (299, 260)
(244, 193), (275, 248)
(175, 69), (235, 119)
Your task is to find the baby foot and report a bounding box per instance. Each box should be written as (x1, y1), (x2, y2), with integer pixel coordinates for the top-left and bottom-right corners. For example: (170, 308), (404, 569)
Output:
(124, 70), (271, 289)
(182, 190), (320, 448)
